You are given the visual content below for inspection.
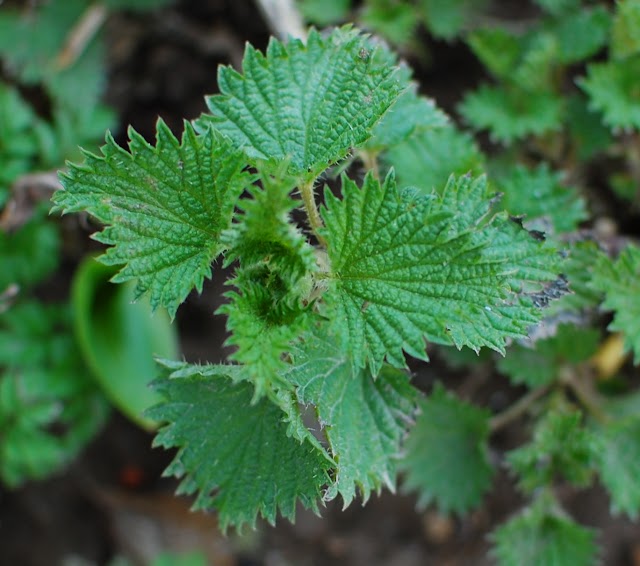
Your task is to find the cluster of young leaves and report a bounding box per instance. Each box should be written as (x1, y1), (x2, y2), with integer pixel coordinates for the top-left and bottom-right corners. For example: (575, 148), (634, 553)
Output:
(0, 0), (176, 204)
(460, 1), (610, 145)
(0, 0), (178, 484)
(0, 208), (110, 487)
(53, 26), (562, 532)
(298, 0), (490, 47)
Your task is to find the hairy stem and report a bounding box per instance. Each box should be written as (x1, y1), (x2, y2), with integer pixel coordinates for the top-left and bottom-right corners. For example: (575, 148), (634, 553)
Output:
(300, 180), (328, 248)
(490, 385), (551, 433)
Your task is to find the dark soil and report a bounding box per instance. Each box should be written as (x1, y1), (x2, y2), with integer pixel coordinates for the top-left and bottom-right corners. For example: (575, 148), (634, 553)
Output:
(2, 1), (640, 565)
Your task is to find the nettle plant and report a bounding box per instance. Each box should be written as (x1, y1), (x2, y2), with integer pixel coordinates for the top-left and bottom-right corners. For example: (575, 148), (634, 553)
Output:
(53, 24), (640, 566)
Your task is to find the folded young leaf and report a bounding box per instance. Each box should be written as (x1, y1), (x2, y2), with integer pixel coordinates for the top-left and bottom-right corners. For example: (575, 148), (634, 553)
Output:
(148, 361), (332, 530)
(285, 326), (418, 507)
(591, 244), (640, 363)
(197, 27), (401, 180)
(491, 493), (598, 566)
(220, 175), (317, 398)
(320, 172), (559, 372)
(400, 384), (492, 514)
(593, 416), (640, 518)
(0, 302), (108, 487)
(507, 405), (595, 492)
(53, 122), (252, 317)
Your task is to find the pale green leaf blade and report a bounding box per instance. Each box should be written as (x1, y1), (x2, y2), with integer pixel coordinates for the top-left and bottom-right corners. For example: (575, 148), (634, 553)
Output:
(321, 172), (559, 372)
(285, 327), (418, 507)
(591, 244), (640, 363)
(459, 85), (563, 144)
(148, 361), (332, 530)
(366, 87), (449, 151)
(551, 6), (610, 64)
(594, 416), (640, 518)
(197, 27), (402, 179)
(492, 494), (598, 566)
(53, 122), (251, 317)
(400, 384), (492, 514)
(382, 125), (484, 197)
(496, 163), (588, 234)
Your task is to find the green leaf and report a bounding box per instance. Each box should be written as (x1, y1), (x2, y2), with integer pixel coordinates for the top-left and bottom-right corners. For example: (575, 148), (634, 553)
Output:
(594, 416), (640, 518)
(498, 324), (600, 388)
(566, 94), (613, 160)
(548, 240), (603, 314)
(492, 493), (598, 566)
(71, 256), (178, 429)
(105, 0), (174, 11)
(419, 0), (489, 40)
(0, 83), (39, 197)
(321, 172), (559, 372)
(467, 28), (521, 80)
(580, 58), (640, 131)
(148, 361), (332, 530)
(611, 0), (640, 60)
(459, 84), (563, 144)
(550, 6), (610, 64)
(507, 404), (595, 492)
(0, 302), (108, 487)
(0, 0), (107, 108)
(219, 172), (317, 398)
(512, 32), (558, 92)
(496, 163), (587, 234)
(366, 88), (449, 151)
(53, 122), (251, 318)
(382, 125), (484, 195)
(285, 326), (418, 506)
(591, 244), (640, 363)
(298, 0), (350, 26)
(0, 214), (60, 291)
(360, 0), (419, 47)
(196, 27), (401, 180)
(400, 384), (492, 514)
(533, 0), (581, 15)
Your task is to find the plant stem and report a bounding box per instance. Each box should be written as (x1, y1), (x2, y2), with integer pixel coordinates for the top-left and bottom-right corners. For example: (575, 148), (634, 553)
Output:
(359, 149), (380, 180)
(562, 368), (610, 424)
(300, 179), (328, 248)
(490, 385), (551, 433)
(254, 0), (306, 40)
(55, 3), (107, 70)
